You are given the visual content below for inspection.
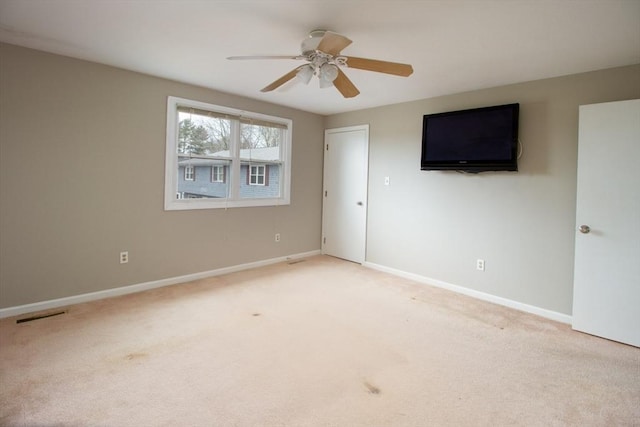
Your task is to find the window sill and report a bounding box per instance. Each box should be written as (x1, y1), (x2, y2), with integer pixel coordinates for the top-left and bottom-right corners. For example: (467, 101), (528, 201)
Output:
(164, 197), (291, 211)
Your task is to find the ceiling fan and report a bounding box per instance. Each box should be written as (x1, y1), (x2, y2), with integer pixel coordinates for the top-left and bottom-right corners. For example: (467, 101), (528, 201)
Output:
(227, 30), (414, 98)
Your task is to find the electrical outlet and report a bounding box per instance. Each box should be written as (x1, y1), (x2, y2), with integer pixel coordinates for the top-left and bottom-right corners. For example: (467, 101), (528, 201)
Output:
(275, 233), (281, 243)
(120, 251), (129, 264)
(476, 259), (485, 271)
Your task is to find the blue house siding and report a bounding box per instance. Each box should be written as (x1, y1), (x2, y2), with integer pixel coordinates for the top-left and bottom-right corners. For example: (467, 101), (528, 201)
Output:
(178, 166), (228, 198)
(239, 165), (280, 199)
(177, 164), (279, 199)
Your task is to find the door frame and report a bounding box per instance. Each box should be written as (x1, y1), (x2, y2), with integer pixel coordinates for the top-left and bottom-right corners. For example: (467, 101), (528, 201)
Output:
(321, 124), (370, 263)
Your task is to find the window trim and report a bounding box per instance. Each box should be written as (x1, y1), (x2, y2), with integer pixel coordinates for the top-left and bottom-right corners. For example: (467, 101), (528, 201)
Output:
(164, 96), (292, 210)
(184, 164), (195, 181)
(249, 165), (266, 186)
(211, 165), (225, 183)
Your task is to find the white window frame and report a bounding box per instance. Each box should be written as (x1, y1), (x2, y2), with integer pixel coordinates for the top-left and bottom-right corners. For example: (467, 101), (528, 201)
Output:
(249, 165), (266, 186)
(184, 165), (195, 181)
(165, 96), (292, 210)
(211, 165), (224, 183)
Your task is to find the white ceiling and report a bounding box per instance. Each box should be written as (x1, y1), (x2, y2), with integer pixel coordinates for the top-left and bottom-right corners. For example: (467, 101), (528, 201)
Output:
(1, 0), (638, 115)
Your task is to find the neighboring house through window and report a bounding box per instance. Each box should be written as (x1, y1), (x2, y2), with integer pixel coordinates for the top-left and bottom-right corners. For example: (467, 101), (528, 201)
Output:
(164, 96), (292, 210)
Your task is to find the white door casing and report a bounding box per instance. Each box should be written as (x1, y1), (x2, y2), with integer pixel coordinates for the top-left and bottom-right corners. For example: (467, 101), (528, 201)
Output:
(572, 99), (640, 347)
(322, 125), (369, 263)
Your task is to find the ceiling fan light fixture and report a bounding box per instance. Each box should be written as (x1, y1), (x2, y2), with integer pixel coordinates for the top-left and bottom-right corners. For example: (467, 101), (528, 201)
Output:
(319, 63), (339, 83)
(295, 65), (314, 84)
(319, 77), (334, 89)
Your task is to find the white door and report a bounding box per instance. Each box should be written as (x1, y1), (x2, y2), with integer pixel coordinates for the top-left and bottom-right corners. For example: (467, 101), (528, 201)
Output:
(572, 99), (640, 347)
(322, 125), (369, 263)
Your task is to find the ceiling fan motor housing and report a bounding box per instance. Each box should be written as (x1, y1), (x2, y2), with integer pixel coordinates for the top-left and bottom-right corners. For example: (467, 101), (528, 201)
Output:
(301, 30), (327, 55)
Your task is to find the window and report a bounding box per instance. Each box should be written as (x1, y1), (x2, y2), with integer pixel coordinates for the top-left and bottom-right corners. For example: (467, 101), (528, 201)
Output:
(184, 165), (195, 181)
(249, 165), (265, 185)
(211, 165), (225, 183)
(165, 96), (292, 210)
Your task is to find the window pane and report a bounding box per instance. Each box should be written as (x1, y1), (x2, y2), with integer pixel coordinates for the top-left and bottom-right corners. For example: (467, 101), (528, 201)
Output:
(242, 163), (277, 198)
(239, 123), (281, 161)
(178, 111), (231, 156)
(176, 109), (233, 199)
(212, 166), (225, 182)
(184, 165), (195, 181)
(239, 124), (281, 199)
(177, 159), (231, 199)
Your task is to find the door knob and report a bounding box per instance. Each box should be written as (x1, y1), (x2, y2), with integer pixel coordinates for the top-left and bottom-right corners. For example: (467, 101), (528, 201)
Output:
(578, 225), (591, 234)
(357, 201), (363, 206)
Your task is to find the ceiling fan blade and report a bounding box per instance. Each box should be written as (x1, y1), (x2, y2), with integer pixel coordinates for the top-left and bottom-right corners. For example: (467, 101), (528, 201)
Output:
(261, 67), (303, 92)
(343, 56), (414, 77)
(227, 55), (304, 60)
(317, 31), (352, 56)
(333, 68), (360, 98)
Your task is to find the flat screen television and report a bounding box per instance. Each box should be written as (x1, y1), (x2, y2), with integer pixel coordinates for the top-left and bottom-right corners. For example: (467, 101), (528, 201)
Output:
(421, 103), (519, 173)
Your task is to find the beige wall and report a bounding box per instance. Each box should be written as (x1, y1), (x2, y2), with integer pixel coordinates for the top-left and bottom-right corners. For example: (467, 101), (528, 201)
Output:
(0, 43), (325, 308)
(325, 65), (640, 316)
(2, 41), (639, 317)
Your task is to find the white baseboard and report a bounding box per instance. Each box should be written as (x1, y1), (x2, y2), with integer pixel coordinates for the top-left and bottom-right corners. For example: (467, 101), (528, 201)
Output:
(0, 250), (321, 320)
(363, 261), (572, 325)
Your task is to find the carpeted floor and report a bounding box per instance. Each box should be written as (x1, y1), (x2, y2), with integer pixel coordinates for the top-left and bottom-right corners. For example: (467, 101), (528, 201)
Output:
(1, 255), (638, 426)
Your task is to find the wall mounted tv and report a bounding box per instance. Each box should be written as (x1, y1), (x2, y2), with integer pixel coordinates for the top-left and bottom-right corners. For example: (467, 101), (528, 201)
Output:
(421, 103), (519, 173)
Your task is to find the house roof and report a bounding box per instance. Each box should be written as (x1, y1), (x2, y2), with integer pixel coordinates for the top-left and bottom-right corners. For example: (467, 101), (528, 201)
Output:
(216, 147), (280, 161)
(178, 146), (280, 166)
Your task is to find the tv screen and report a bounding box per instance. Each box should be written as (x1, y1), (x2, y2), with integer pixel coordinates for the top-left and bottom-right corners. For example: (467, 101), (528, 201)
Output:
(421, 103), (519, 172)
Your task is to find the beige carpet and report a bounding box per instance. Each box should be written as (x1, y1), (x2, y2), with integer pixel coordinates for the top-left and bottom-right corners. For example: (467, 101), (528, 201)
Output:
(1, 255), (638, 426)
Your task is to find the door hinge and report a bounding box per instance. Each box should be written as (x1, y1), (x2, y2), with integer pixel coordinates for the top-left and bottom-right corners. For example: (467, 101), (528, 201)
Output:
(324, 190), (327, 197)
(326, 144), (329, 151)
(323, 237), (326, 244)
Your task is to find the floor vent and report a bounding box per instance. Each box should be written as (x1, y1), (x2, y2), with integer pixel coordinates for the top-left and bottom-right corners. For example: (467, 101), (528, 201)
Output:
(287, 259), (307, 265)
(17, 310), (67, 324)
